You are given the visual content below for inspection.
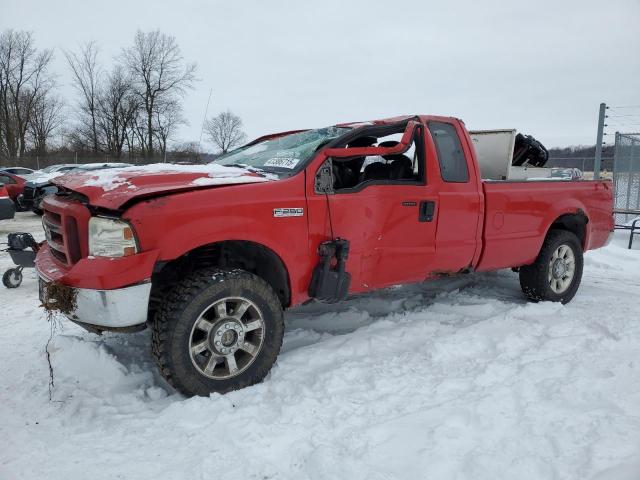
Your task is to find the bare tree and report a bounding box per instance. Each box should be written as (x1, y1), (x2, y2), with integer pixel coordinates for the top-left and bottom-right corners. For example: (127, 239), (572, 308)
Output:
(65, 41), (101, 153)
(28, 91), (64, 154)
(205, 110), (247, 154)
(0, 30), (54, 159)
(126, 111), (147, 157)
(122, 30), (196, 157)
(153, 98), (185, 158)
(97, 66), (139, 158)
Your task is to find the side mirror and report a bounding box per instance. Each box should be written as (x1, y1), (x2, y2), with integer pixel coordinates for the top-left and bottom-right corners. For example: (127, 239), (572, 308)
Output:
(314, 159), (334, 194)
(323, 120), (419, 158)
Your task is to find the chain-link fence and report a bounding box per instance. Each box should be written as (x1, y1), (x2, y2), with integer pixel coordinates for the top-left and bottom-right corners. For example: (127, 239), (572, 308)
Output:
(0, 151), (214, 170)
(613, 132), (640, 223)
(547, 156), (614, 173)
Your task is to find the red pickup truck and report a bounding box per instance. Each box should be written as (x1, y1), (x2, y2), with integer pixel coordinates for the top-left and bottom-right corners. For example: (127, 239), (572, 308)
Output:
(35, 115), (614, 396)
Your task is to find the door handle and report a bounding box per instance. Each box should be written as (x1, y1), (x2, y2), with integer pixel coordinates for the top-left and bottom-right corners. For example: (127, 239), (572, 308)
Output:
(419, 200), (436, 222)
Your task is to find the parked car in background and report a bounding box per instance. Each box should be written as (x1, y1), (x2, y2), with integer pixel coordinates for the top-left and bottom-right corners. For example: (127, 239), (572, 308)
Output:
(551, 167), (584, 180)
(0, 167), (35, 176)
(20, 163), (132, 214)
(0, 184), (16, 220)
(0, 171), (27, 211)
(18, 164), (79, 214)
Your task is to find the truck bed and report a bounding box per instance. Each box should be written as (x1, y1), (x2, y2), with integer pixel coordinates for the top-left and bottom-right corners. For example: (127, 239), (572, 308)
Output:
(476, 179), (614, 271)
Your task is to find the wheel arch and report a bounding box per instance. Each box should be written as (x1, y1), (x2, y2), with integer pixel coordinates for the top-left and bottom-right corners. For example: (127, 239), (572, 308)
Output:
(151, 240), (292, 309)
(546, 210), (589, 249)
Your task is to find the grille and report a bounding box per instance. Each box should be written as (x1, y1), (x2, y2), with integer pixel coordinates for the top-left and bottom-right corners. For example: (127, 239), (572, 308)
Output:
(42, 197), (89, 267)
(22, 185), (35, 201)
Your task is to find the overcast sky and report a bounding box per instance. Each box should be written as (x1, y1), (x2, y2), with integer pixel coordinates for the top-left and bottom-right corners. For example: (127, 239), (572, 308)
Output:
(2, 0), (639, 148)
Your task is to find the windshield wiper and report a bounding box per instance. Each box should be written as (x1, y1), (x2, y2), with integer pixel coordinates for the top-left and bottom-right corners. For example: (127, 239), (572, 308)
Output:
(222, 163), (269, 177)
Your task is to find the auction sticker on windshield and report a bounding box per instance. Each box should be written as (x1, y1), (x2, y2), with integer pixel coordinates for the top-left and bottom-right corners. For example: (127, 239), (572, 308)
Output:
(264, 156), (300, 169)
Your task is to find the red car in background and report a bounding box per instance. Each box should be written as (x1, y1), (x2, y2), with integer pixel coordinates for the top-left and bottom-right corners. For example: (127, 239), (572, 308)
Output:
(0, 170), (27, 210)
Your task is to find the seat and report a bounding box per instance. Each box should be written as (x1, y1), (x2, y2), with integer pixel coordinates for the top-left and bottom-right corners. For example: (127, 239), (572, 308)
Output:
(332, 162), (360, 189)
(389, 156), (413, 179)
(379, 140), (414, 180)
(361, 161), (391, 182)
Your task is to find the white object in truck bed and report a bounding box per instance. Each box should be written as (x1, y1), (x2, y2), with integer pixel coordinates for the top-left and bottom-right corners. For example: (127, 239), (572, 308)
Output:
(469, 129), (552, 181)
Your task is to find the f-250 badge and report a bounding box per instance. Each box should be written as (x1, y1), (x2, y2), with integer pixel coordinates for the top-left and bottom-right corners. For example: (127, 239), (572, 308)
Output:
(273, 208), (304, 218)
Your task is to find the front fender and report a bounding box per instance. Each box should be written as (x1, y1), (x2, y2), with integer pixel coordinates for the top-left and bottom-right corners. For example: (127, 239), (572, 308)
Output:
(123, 179), (311, 304)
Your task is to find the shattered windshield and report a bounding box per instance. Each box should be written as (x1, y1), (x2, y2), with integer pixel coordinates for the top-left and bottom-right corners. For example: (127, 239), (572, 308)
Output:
(214, 126), (350, 175)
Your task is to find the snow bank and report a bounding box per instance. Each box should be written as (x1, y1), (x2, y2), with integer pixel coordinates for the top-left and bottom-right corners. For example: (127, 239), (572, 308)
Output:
(1, 213), (639, 480)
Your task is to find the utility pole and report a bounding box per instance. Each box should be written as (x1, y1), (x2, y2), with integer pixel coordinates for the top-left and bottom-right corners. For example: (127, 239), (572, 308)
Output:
(198, 88), (213, 162)
(594, 102), (606, 179)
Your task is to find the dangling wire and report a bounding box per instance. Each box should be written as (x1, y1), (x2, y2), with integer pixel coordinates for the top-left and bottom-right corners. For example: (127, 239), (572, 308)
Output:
(325, 192), (335, 240)
(325, 160), (336, 240)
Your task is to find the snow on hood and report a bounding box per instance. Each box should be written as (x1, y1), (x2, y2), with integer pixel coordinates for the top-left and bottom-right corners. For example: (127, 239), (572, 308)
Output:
(53, 163), (276, 210)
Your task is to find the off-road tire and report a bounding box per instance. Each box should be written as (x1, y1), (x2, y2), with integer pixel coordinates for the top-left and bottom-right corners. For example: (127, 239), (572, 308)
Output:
(2, 268), (22, 288)
(519, 229), (583, 304)
(151, 268), (284, 396)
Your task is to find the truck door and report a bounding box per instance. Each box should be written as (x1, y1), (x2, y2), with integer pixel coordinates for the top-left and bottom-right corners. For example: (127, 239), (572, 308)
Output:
(306, 121), (439, 292)
(426, 120), (483, 272)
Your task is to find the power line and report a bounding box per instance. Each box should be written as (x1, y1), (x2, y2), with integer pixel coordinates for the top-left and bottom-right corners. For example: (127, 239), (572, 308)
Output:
(606, 121), (640, 126)
(606, 114), (640, 118)
(606, 121), (640, 128)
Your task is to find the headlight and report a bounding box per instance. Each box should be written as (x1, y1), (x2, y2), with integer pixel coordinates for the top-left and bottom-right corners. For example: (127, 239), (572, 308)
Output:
(88, 217), (138, 257)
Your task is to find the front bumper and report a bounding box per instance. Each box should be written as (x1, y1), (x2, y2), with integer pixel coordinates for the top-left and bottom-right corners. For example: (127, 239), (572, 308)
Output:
(39, 273), (151, 329)
(35, 243), (158, 330)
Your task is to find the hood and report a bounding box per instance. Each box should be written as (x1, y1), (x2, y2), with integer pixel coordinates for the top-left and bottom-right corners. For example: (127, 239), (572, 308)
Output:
(52, 163), (276, 210)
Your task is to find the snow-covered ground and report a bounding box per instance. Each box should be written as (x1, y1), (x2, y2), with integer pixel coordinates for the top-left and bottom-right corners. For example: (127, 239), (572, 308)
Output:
(1, 212), (640, 480)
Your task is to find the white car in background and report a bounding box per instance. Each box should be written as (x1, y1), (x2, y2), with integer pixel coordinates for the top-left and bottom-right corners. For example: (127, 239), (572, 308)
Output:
(0, 167), (35, 177)
(550, 167), (584, 180)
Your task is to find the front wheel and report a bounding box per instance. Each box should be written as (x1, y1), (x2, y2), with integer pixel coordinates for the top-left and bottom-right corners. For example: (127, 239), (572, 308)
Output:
(519, 230), (584, 304)
(152, 268), (284, 396)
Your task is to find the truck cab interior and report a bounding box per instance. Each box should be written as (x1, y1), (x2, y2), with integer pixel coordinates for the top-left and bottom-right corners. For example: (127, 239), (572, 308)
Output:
(328, 123), (425, 191)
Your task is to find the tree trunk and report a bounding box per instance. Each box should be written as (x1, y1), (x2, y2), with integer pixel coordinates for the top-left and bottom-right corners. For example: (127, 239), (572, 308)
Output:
(146, 97), (154, 157)
(91, 107), (98, 153)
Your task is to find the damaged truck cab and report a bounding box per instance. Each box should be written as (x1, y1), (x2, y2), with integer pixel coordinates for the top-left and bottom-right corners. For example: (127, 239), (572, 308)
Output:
(35, 115), (614, 396)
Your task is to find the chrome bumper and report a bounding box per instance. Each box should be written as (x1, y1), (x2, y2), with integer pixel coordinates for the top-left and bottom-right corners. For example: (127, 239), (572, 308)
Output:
(39, 276), (151, 328)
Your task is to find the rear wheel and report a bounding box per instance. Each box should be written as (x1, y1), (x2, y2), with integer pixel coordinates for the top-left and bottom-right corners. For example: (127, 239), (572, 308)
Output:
(152, 268), (284, 396)
(519, 230), (583, 304)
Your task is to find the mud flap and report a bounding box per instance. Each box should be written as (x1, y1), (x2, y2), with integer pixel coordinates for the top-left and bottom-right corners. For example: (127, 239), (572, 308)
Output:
(308, 238), (351, 303)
